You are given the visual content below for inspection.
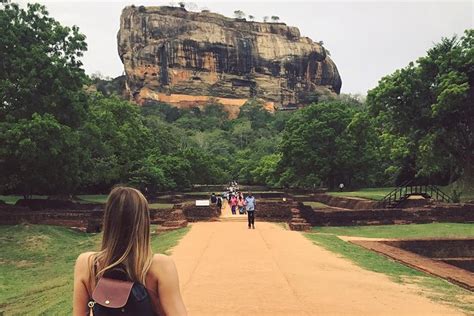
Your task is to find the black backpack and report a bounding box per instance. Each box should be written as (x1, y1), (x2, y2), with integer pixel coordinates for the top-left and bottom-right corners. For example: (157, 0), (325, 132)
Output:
(87, 267), (157, 316)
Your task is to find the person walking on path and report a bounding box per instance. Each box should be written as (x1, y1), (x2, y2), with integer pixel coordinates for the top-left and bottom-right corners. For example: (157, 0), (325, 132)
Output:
(240, 192), (247, 214)
(230, 194), (238, 215)
(216, 196), (222, 213)
(237, 194), (245, 214)
(245, 192), (256, 229)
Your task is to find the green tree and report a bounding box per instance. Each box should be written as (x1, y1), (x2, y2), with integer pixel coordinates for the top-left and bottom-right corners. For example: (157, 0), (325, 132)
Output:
(252, 154), (281, 186)
(182, 148), (228, 184)
(128, 152), (167, 192)
(0, 113), (84, 196)
(270, 110), (295, 132)
(231, 120), (254, 149)
(367, 30), (474, 186)
(0, 2), (89, 196)
(0, 2), (88, 127)
(141, 101), (183, 123)
(278, 101), (377, 189)
(144, 116), (190, 154)
(81, 95), (152, 188)
(157, 155), (192, 190)
(237, 100), (273, 130)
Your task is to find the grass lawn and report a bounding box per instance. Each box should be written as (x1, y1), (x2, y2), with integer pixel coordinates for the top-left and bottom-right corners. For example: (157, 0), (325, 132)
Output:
(0, 195), (110, 205)
(155, 194), (173, 199)
(0, 224), (189, 315)
(311, 223), (474, 238)
(182, 192), (212, 196)
(302, 201), (329, 208)
(0, 195), (175, 210)
(259, 198), (287, 202)
(0, 195), (49, 205)
(305, 223), (474, 313)
(328, 185), (474, 202)
(75, 194), (108, 204)
(443, 183), (474, 202)
(149, 203), (174, 209)
(328, 187), (394, 200)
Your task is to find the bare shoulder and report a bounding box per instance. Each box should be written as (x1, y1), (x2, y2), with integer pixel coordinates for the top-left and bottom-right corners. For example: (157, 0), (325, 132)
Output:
(76, 251), (96, 263)
(75, 252), (96, 272)
(152, 253), (175, 266)
(150, 254), (178, 274)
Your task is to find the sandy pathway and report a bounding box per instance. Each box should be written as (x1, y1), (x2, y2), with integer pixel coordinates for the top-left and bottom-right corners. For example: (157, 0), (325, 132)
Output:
(171, 220), (463, 315)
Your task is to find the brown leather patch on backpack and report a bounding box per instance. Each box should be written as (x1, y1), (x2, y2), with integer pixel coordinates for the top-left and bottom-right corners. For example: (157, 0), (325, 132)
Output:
(92, 277), (134, 308)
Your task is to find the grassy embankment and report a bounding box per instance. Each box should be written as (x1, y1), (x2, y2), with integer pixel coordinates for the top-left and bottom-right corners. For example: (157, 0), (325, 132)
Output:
(328, 187), (394, 200)
(328, 185), (474, 202)
(0, 225), (189, 315)
(301, 201), (329, 208)
(0, 195), (174, 209)
(306, 223), (474, 313)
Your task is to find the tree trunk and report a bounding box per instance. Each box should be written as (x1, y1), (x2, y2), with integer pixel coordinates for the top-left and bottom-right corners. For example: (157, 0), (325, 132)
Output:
(459, 159), (474, 191)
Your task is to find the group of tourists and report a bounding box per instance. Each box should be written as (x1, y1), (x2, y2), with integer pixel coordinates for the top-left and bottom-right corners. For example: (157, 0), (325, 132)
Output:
(210, 182), (257, 229)
(229, 192), (246, 215)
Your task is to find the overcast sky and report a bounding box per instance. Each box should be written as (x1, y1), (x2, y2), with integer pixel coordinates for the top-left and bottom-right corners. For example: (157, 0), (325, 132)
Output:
(17, 0), (473, 94)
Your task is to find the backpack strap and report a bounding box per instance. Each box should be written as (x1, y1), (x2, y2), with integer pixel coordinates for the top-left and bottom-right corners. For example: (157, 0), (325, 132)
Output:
(91, 277), (134, 308)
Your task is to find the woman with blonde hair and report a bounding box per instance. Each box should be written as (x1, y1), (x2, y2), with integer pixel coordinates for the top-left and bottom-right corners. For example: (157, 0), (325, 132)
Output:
(73, 186), (187, 315)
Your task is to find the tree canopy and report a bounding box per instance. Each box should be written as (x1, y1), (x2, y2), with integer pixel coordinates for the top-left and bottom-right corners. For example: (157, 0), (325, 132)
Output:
(0, 2), (88, 127)
(0, 2), (471, 196)
(277, 101), (381, 189)
(367, 30), (473, 186)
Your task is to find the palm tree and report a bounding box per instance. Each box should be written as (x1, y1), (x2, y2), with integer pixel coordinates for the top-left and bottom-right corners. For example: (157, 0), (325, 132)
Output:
(271, 16), (280, 23)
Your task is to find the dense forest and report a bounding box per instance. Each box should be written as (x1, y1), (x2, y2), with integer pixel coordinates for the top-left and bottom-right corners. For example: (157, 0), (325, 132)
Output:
(1, 3), (472, 196)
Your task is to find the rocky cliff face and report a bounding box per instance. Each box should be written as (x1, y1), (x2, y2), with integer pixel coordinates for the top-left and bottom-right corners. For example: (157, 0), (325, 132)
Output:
(118, 6), (342, 116)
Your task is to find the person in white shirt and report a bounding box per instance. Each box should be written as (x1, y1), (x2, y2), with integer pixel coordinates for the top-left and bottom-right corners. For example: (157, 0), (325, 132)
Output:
(244, 192), (256, 229)
(339, 183), (344, 192)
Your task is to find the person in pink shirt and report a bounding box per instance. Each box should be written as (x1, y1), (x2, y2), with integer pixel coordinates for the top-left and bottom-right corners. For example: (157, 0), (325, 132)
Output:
(230, 194), (238, 215)
(237, 193), (245, 214)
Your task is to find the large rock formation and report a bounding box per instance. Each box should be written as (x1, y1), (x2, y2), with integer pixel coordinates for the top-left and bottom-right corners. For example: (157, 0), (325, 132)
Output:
(118, 6), (342, 116)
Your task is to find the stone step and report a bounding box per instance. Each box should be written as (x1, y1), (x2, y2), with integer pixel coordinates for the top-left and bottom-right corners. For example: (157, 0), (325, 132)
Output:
(70, 226), (87, 233)
(162, 219), (188, 227)
(150, 218), (165, 225)
(291, 217), (306, 223)
(291, 208), (301, 214)
(155, 226), (184, 233)
(289, 222), (311, 231)
(168, 210), (186, 221)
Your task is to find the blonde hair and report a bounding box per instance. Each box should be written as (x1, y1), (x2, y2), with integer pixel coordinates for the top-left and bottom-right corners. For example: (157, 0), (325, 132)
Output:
(89, 186), (153, 286)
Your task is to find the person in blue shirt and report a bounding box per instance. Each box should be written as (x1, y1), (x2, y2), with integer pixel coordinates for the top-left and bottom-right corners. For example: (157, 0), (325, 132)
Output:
(244, 192), (256, 229)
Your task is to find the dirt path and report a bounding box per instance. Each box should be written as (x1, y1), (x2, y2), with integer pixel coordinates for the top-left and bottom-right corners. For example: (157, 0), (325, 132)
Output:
(171, 209), (463, 315)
